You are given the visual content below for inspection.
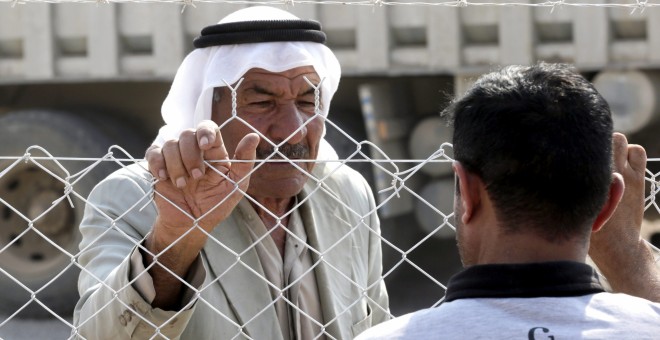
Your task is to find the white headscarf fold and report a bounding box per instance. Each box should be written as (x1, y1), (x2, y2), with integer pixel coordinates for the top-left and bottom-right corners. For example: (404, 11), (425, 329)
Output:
(154, 6), (341, 160)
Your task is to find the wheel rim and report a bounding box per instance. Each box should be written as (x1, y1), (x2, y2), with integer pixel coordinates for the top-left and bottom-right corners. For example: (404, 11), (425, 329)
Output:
(0, 163), (77, 281)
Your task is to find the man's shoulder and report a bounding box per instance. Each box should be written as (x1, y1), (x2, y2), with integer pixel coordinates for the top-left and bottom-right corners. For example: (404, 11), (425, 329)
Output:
(109, 162), (151, 179)
(309, 162), (372, 202)
(591, 291), (660, 314)
(313, 162), (368, 187)
(93, 162), (153, 193)
(356, 308), (443, 340)
(563, 293), (660, 335)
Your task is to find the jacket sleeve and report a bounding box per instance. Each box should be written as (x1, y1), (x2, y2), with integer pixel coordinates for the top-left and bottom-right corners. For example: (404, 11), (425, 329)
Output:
(72, 167), (204, 339)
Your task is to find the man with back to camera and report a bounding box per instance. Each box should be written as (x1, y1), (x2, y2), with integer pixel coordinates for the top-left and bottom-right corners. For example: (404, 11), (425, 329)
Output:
(73, 6), (389, 339)
(357, 63), (660, 339)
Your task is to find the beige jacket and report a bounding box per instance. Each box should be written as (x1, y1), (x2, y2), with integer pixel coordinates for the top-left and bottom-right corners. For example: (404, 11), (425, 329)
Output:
(73, 162), (390, 339)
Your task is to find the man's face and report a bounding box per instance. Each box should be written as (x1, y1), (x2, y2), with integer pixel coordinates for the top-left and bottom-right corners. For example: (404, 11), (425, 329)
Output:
(212, 66), (324, 200)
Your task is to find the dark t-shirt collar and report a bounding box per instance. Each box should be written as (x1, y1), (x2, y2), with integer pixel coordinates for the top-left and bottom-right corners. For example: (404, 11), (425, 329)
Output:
(445, 261), (605, 302)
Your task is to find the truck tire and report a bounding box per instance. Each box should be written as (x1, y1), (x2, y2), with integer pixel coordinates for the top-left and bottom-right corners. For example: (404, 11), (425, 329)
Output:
(0, 110), (142, 318)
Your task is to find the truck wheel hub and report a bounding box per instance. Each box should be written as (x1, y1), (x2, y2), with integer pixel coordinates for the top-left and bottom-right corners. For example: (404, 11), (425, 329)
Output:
(28, 191), (71, 236)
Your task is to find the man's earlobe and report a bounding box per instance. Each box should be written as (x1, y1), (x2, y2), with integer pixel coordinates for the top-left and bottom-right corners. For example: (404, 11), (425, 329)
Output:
(453, 161), (477, 225)
(591, 173), (625, 232)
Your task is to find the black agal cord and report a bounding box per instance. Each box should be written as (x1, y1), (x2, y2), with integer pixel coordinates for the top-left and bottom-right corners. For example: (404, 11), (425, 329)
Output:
(193, 20), (327, 48)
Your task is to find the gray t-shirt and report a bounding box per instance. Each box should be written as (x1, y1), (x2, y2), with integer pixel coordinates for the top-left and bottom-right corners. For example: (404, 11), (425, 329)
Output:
(357, 261), (660, 340)
(357, 292), (660, 339)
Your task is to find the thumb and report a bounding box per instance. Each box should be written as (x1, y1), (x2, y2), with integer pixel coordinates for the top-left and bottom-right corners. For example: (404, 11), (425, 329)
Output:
(228, 133), (260, 187)
(612, 132), (629, 173)
(627, 144), (647, 175)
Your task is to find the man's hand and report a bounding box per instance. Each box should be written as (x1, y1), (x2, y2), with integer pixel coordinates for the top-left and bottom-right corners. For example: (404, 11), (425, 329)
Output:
(589, 132), (660, 302)
(147, 120), (259, 236)
(143, 120), (259, 309)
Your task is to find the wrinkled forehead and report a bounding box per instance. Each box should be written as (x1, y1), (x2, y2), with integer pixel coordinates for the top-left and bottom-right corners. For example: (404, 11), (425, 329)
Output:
(238, 66), (321, 85)
(213, 66), (323, 100)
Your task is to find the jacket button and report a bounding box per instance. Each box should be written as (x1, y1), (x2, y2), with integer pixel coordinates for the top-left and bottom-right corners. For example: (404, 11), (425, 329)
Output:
(118, 315), (127, 326)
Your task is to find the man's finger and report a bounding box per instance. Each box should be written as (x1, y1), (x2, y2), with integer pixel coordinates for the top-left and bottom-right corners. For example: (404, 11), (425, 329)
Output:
(203, 128), (229, 164)
(229, 133), (260, 186)
(179, 129), (205, 180)
(146, 145), (168, 180)
(612, 132), (629, 173)
(162, 140), (188, 189)
(202, 128), (233, 184)
(196, 120), (219, 151)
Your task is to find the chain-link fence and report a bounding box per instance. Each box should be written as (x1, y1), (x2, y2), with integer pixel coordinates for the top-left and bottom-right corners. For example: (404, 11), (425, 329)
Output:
(0, 86), (659, 338)
(1, 1), (660, 339)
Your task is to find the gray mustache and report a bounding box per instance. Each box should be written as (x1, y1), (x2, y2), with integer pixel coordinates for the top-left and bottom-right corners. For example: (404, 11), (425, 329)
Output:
(256, 143), (309, 160)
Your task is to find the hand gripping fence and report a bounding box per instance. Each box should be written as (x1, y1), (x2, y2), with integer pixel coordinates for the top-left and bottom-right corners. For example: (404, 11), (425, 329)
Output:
(0, 78), (659, 340)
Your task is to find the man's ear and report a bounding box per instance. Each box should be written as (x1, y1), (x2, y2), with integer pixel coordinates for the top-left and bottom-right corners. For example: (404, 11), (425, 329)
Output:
(453, 161), (481, 225)
(591, 173), (625, 232)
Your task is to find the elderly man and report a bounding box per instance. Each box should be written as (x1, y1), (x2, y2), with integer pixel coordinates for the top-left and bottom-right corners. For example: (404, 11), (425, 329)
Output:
(357, 63), (660, 339)
(73, 7), (388, 339)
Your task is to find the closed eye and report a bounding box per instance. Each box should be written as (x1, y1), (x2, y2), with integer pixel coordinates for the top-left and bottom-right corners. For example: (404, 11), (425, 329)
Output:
(297, 100), (315, 107)
(250, 101), (274, 107)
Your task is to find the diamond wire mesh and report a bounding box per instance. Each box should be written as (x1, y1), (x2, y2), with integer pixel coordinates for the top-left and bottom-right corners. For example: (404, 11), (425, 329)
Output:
(0, 81), (658, 339)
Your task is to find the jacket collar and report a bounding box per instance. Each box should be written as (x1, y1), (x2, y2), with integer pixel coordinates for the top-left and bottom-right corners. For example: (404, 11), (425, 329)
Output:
(201, 198), (281, 340)
(297, 175), (353, 339)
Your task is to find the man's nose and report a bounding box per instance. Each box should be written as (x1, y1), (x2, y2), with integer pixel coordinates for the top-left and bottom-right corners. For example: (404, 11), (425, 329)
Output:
(269, 102), (307, 145)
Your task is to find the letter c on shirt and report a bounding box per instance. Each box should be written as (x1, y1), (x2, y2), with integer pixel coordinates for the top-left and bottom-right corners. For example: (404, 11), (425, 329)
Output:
(528, 327), (555, 340)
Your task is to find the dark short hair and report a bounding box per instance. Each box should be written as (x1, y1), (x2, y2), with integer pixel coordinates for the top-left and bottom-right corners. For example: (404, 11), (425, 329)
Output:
(447, 63), (613, 241)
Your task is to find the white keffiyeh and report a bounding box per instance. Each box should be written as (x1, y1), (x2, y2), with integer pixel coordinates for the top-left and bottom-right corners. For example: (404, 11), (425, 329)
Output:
(154, 6), (341, 160)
